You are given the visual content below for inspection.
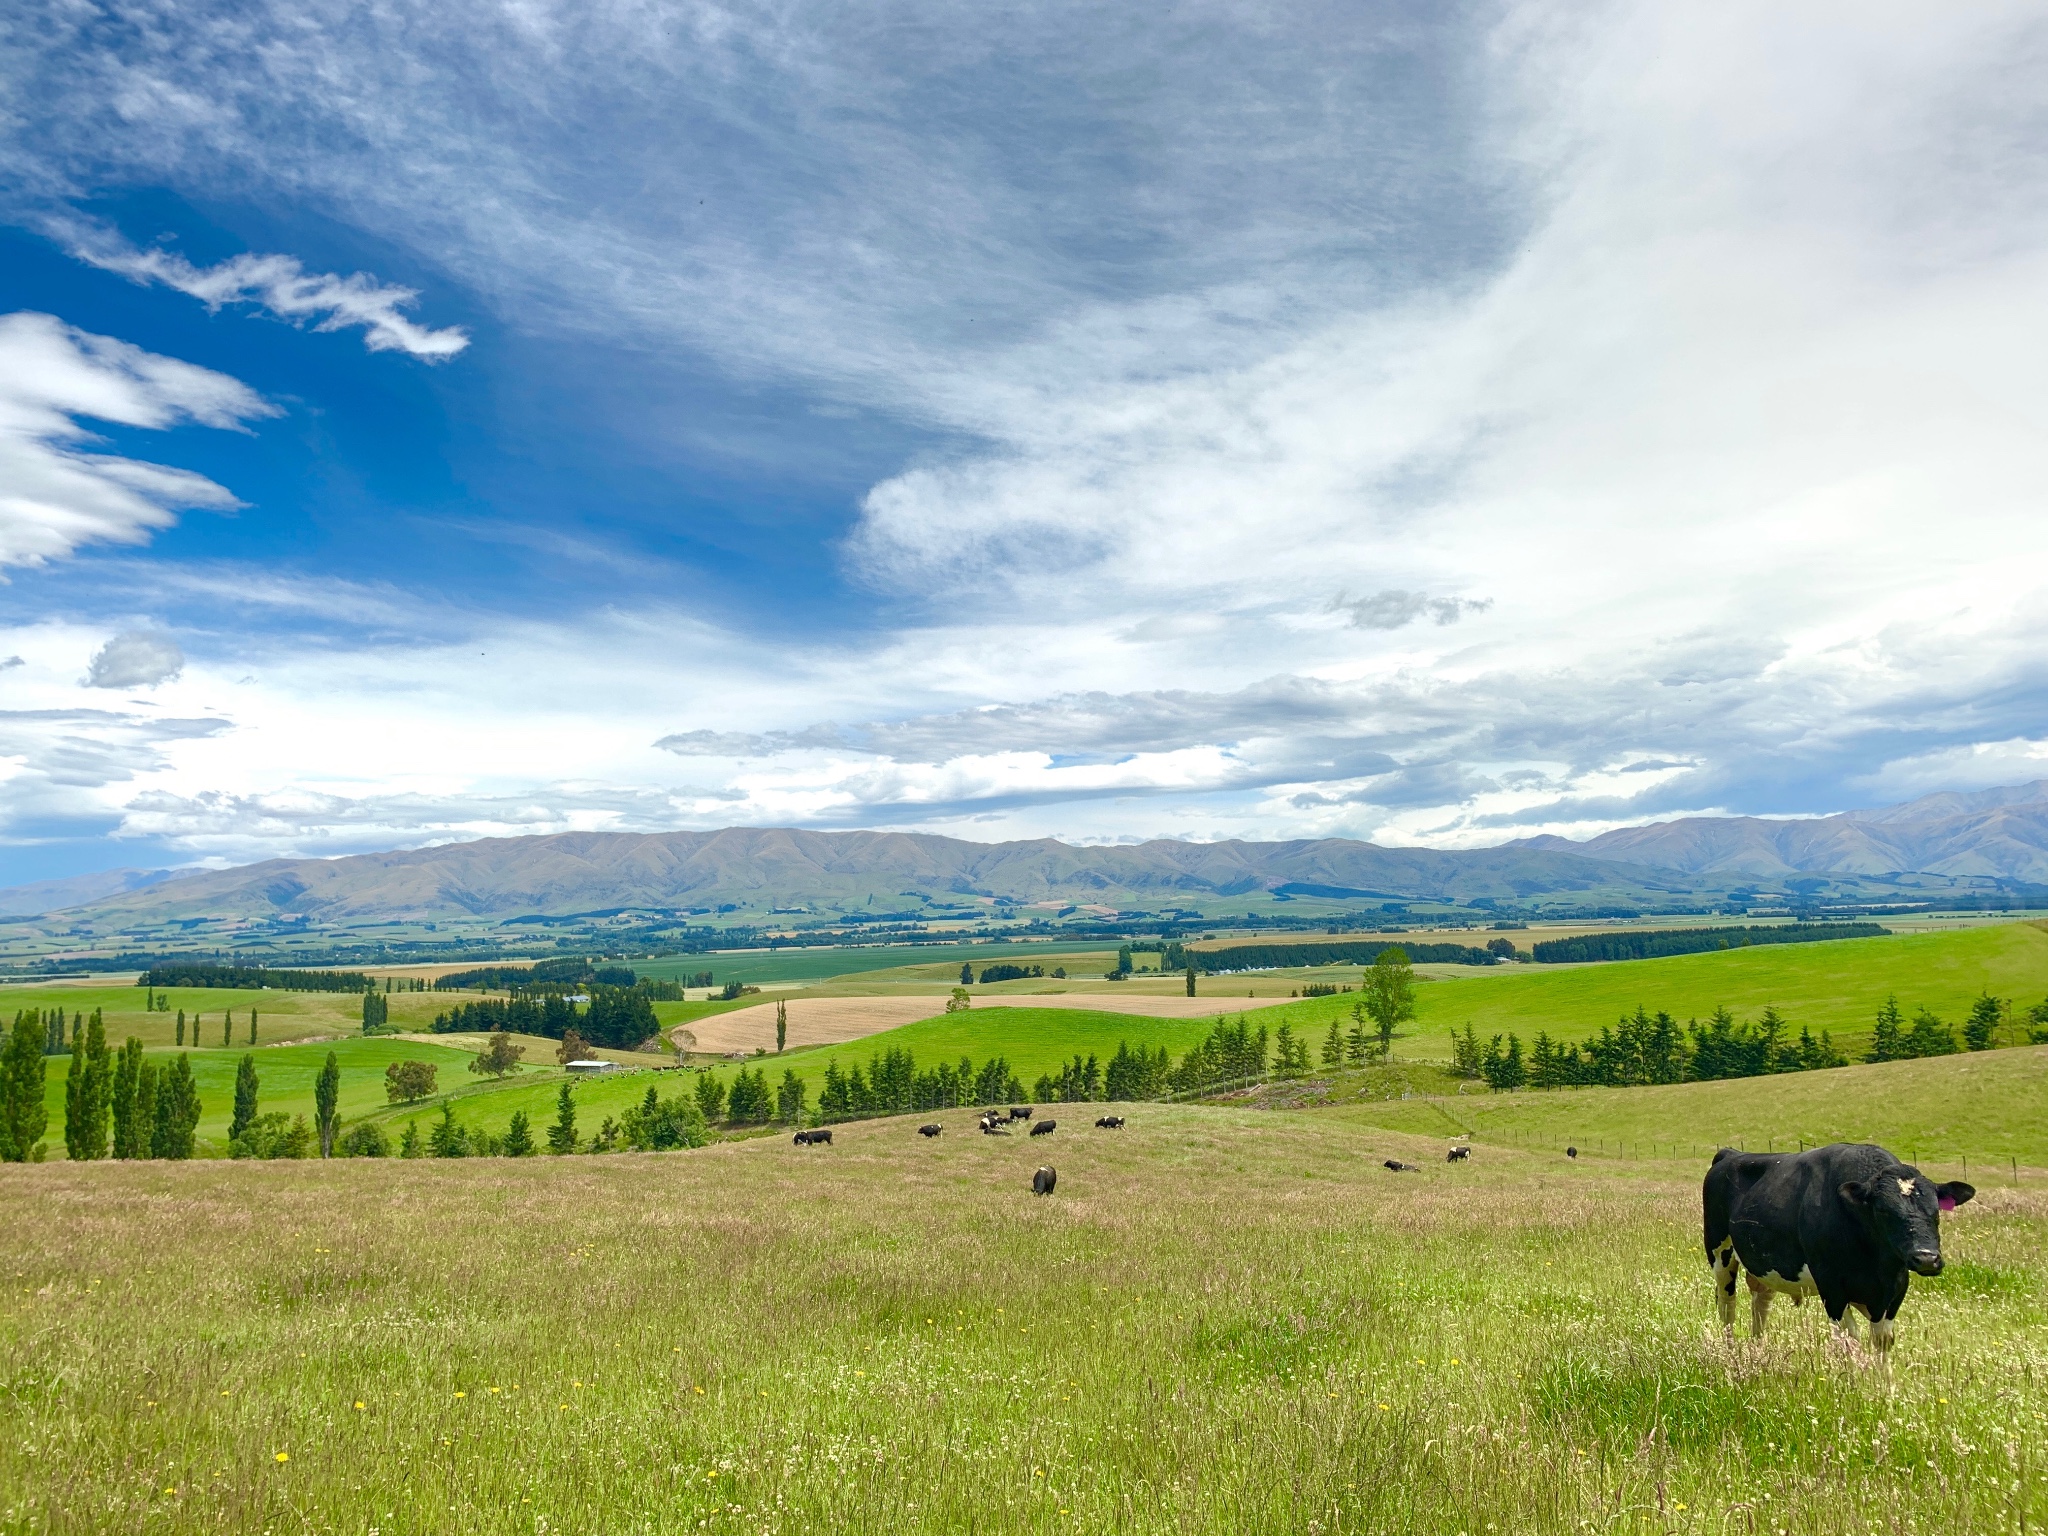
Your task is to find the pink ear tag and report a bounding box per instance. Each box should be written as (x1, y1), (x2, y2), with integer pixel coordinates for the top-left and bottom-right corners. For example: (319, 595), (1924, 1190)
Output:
(1938, 1195), (1956, 1212)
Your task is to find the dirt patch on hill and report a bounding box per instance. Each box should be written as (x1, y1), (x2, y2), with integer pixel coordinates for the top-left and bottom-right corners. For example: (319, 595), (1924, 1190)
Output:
(681, 992), (1261, 1056)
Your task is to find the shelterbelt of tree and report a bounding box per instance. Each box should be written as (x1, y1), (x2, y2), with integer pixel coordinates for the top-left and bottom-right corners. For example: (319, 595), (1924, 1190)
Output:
(134, 962), (375, 993)
(1193, 938), (1498, 971)
(1530, 922), (1889, 964)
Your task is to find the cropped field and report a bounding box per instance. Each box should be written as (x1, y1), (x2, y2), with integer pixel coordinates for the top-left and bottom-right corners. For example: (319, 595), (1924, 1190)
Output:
(4, 1079), (2042, 1536)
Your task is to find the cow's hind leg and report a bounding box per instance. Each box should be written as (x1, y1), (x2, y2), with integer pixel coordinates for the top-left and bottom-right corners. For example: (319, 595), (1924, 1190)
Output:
(1746, 1274), (1771, 1339)
(1710, 1239), (1740, 1338)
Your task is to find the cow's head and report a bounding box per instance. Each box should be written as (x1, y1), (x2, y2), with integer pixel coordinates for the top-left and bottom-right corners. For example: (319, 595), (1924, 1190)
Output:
(1840, 1166), (1976, 1275)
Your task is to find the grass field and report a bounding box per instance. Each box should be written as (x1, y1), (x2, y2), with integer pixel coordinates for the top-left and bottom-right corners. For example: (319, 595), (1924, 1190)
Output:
(3, 1072), (2041, 1535)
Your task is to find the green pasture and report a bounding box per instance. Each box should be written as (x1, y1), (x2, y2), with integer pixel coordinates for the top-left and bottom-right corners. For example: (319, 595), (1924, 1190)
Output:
(3, 1082), (2042, 1534)
(1, 982), (379, 1048)
(1334, 1044), (2048, 1170)
(633, 941), (1115, 987)
(1405, 919), (2048, 1051)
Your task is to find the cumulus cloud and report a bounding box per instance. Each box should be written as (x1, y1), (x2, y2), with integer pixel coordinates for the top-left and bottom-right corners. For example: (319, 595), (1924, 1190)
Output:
(0, 313), (275, 569)
(85, 631), (184, 688)
(58, 222), (469, 360)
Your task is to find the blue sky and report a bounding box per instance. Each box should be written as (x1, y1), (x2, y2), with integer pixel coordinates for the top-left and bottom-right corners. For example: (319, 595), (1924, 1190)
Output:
(3, 0), (2048, 884)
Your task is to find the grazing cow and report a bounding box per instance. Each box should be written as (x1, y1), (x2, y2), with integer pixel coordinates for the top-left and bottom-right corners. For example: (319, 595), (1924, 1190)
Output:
(793, 1129), (833, 1146)
(981, 1122), (1010, 1136)
(1565, 1146), (1577, 1159)
(1383, 1159), (1419, 1172)
(1703, 1142), (1974, 1352)
(1446, 1146), (1471, 1163)
(1032, 1165), (1057, 1196)
(1008, 1107), (1034, 1122)
(1094, 1115), (1125, 1129)
(918, 1123), (943, 1138)
(1030, 1119), (1057, 1137)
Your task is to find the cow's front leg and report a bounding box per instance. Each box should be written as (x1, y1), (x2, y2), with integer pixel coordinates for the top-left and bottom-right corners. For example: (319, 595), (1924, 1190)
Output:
(1823, 1297), (1862, 1355)
(1711, 1239), (1740, 1337)
(1746, 1274), (1771, 1339)
(1869, 1313), (1896, 1356)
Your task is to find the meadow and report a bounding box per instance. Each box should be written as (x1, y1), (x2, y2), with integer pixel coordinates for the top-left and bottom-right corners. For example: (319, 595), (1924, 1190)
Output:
(2, 1081), (2041, 1535)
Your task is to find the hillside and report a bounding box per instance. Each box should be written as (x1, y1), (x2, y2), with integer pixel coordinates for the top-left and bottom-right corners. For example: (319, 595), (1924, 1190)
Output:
(24, 826), (1712, 925)
(1518, 778), (2048, 882)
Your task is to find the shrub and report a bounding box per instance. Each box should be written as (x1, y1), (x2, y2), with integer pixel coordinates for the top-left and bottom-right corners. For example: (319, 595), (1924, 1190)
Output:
(230, 1112), (313, 1159)
(337, 1121), (392, 1157)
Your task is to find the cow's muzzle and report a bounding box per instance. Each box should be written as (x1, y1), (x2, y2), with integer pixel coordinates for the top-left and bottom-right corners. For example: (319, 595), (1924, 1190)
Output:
(1909, 1249), (1943, 1276)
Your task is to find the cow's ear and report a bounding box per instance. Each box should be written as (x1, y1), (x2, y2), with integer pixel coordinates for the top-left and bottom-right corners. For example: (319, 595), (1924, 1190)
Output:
(1937, 1181), (1975, 1211)
(1839, 1180), (1870, 1208)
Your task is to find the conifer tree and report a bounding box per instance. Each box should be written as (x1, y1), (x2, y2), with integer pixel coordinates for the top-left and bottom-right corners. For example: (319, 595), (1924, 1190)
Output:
(175, 1010), (185, 1047)
(231, 1054), (260, 1143)
(112, 1038), (145, 1157)
(1321, 1019), (1344, 1068)
(132, 1061), (159, 1157)
(248, 1008), (258, 1045)
(1185, 964), (1197, 997)
(314, 1051), (341, 1157)
(503, 1110), (535, 1157)
(398, 1120), (424, 1157)
(546, 1082), (579, 1154)
(154, 1055), (199, 1158)
(1867, 995), (1905, 1063)
(0, 1012), (49, 1162)
(1964, 991), (2003, 1052)
(776, 999), (787, 1054)
(222, 1011), (233, 1048)
(64, 1014), (111, 1161)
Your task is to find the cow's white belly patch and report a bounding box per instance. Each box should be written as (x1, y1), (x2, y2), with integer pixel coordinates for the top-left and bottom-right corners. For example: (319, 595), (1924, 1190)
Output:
(1754, 1266), (1817, 1300)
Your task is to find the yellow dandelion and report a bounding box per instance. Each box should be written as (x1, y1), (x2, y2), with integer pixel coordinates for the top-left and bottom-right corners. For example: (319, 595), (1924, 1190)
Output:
(454, 1391), (466, 1399)
(163, 1487), (176, 1495)
(274, 1452), (289, 1463)
(1675, 1503), (1687, 1512)
(693, 1385), (706, 1395)
(488, 1386), (500, 1394)
(353, 1401), (365, 1411)
(1378, 1403), (1390, 1411)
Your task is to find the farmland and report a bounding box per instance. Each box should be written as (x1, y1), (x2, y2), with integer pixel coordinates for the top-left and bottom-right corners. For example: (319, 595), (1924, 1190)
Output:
(2, 1063), (2043, 1535)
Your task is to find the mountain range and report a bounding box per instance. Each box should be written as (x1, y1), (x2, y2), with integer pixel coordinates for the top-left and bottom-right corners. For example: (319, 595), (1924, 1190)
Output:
(6, 779), (2048, 926)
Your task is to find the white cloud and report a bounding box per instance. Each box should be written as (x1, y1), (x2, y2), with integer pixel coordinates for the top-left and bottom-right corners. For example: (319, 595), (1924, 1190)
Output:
(58, 222), (470, 361)
(85, 631), (184, 688)
(0, 313), (276, 569)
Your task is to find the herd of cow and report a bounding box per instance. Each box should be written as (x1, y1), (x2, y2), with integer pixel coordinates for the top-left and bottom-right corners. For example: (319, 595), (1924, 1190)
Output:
(793, 1113), (1974, 1354)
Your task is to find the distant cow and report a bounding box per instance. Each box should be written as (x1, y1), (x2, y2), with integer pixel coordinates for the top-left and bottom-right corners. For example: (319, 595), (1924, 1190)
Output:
(981, 1121), (1010, 1136)
(1703, 1142), (1974, 1352)
(1383, 1159), (1419, 1172)
(1095, 1115), (1125, 1129)
(1030, 1119), (1057, 1137)
(918, 1123), (943, 1138)
(792, 1129), (833, 1146)
(1008, 1107), (1034, 1122)
(1565, 1146), (1577, 1159)
(1446, 1146), (1471, 1163)
(1032, 1165), (1057, 1196)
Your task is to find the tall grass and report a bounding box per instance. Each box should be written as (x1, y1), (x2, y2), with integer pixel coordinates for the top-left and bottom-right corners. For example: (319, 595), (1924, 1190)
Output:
(2, 1105), (2040, 1533)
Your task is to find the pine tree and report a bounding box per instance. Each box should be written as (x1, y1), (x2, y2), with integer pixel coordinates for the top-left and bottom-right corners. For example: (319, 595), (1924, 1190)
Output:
(314, 1051), (341, 1157)
(1321, 1019), (1344, 1068)
(63, 1014), (111, 1161)
(1963, 991), (2002, 1052)
(132, 1061), (159, 1157)
(0, 1012), (49, 1162)
(112, 1038), (145, 1158)
(1867, 995), (1905, 1062)
(776, 1068), (807, 1124)
(503, 1110), (535, 1157)
(399, 1120), (424, 1157)
(154, 1055), (199, 1159)
(546, 1082), (578, 1154)
(694, 1071), (728, 1123)
(231, 1054), (260, 1143)
(429, 1102), (468, 1157)
(960, 963), (974, 986)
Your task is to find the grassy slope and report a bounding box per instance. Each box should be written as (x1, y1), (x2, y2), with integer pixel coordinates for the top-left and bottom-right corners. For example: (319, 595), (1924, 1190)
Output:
(2, 1098), (2039, 1535)
(1330, 1045), (2048, 1169)
(1407, 919), (2048, 1049)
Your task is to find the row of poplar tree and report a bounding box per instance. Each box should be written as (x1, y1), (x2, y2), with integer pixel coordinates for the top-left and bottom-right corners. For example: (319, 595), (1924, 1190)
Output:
(0, 1009), (202, 1162)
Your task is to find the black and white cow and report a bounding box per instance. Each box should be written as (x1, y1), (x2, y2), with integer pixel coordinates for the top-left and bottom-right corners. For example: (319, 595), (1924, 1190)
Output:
(1030, 1119), (1057, 1137)
(1703, 1142), (1974, 1352)
(1094, 1115), (1125, 1129)
(1446, 1146), (1471, 1163)
(1032, 1165), (1057, 1195)
(918, 1123), (943, 1138)
(1383, 1159), (1419, 1172)
(792, 1128), (833, 1146)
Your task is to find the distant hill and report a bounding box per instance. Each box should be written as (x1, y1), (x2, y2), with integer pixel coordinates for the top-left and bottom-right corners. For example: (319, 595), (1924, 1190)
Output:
(1513, 780), (2048, 881)
(0, 867), (181, 918)
(28, 827), (1697, 925)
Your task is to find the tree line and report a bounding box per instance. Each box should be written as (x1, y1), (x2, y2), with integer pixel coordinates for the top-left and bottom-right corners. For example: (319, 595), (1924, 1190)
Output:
(1193, 939), (1497, 972)
(425, 985), (660, 1050)
(137, 962), (374, 993)
(1454, 990), (2046, 1092)
(1528, 922), (1887, 965)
